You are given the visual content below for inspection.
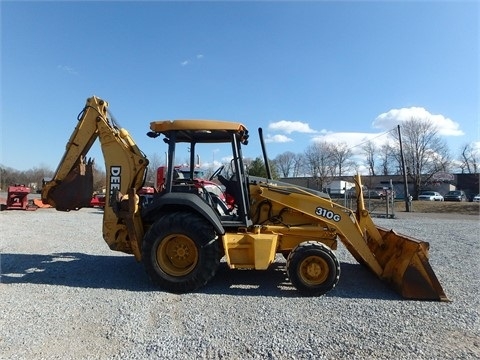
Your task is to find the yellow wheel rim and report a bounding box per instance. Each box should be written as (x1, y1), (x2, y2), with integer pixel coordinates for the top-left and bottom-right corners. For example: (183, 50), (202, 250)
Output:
(299, 255), (329, 285)
(157, 234), (198, 276)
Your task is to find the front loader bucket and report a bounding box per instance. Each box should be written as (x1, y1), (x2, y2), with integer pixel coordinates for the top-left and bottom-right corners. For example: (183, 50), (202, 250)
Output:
(374, 226), (449, 301)
(46, 160), (94, 211)
(349, 174), (448, 301)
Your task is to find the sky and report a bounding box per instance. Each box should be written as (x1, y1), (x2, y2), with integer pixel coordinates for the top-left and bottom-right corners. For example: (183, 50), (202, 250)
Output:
(1, 1), (478, 175)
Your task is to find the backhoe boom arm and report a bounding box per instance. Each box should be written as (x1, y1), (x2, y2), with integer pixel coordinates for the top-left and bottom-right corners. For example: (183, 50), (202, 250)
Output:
(42, 96), (149, 260)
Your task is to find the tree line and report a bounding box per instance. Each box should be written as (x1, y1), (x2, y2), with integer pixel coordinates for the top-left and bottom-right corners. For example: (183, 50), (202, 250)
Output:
(1, 118), (478, 198)
(265, 118), (478, 197)
(0, 164), (106, 193)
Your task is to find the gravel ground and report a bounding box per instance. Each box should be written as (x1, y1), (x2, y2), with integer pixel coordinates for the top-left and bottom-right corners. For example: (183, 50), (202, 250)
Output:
(0, 206), (479, 359)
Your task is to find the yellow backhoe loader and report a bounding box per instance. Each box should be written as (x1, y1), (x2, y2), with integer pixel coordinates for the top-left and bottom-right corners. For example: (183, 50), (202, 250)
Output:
(42, 96), (448, 301)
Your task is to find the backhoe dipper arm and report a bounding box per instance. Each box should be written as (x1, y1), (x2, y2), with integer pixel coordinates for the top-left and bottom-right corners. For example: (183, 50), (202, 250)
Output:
(42, 96), (149, 260)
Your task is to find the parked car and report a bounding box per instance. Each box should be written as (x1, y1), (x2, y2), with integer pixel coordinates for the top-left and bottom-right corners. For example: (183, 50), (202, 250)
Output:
(346, 188), (392, 200)
(443, 190), (467, 202)
(364, 189), (385, 199)
(345, 186), (368, 198)
(473, 194), (480, 203)
(418, 191), (444, 201)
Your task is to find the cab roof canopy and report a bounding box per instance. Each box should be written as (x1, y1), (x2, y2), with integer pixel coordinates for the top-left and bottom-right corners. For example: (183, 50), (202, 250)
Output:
(149, 119), (249, 144)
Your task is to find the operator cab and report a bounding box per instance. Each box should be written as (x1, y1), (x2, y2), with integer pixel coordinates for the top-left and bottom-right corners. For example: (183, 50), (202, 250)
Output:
(146, 119), (252, 228)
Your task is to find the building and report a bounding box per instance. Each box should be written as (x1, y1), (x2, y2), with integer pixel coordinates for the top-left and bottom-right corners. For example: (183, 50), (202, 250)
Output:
(280, 173), (479, 200)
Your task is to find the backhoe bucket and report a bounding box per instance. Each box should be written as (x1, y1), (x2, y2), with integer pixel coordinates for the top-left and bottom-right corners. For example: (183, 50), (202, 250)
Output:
(46, 160), (94, 211)
(374, 226), (448, 301)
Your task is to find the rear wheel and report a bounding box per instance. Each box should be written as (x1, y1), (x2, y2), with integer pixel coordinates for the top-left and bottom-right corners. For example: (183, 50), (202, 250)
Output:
(142, 212), (220, 293)
(286, 241), (340, 296)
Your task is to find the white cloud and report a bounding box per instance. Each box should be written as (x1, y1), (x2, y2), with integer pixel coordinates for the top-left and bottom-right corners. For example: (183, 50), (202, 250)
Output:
(311, 132), (389, 153)
(373, 107), (464, 137)
(265, 134), (294, 143)
(57, 65), (78, 75)
(220, 156), (233, 163)
(200, 160), (224, 168)
(312, 132), (368, 144)
(268, 120), (317, 134)
(181, 54), (204, 66)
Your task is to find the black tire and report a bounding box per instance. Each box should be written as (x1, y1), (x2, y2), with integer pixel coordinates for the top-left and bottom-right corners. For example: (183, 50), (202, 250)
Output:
(142, 211), (221, 293)
(286, 241), (340, 297)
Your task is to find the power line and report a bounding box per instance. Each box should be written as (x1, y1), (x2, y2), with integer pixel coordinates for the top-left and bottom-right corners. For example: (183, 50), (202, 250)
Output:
(347, 126), (397, 152)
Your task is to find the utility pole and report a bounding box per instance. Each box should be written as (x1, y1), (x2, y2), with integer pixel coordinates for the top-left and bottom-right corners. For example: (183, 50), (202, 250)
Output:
(398, 125), (411, 212)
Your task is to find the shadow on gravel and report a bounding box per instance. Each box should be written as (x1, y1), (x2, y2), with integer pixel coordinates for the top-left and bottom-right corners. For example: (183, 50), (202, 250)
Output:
(0, 252), (155, 291)
(0, 253), (401, 300)
(202, 262), (401, 300)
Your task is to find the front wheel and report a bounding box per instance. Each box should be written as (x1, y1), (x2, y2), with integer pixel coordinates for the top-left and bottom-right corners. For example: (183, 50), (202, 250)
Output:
(286, 241), (340, 297)
(142, 212), (221, 293)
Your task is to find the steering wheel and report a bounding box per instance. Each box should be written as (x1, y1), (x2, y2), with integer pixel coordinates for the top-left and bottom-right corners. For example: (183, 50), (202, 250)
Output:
(209, 165), (225, 181)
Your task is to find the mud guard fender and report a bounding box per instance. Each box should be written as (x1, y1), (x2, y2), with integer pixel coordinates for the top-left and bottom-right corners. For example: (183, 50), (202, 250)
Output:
(142, 192), (225, 235)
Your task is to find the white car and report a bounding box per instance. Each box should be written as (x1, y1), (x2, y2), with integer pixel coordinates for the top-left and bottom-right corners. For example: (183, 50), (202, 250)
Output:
(418, 191), (444, 201)
(473, 194), (480, 203)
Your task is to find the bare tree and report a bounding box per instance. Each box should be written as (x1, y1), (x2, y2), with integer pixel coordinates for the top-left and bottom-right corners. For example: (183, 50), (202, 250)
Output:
(26, 165), (54, 188)
(241, 157), (253, 177)
(274, 151), (296, 177)
(390, 117), (451, 197)
(145, 153), (164, 186)
(330, 142), (353, 176)
(0, 165), (54, 192)
(0, 166), (22, 190)
(362, 141), (377, 176)
(92, 165), (106, 192)
(303, 141), (335, 191)
(292, 153), (304, 177)
(459, 142), (479, 173)
(377, 143), (397, 175)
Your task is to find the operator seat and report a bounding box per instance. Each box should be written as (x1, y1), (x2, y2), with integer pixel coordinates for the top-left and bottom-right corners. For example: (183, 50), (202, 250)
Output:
(218, 174), (246, 219)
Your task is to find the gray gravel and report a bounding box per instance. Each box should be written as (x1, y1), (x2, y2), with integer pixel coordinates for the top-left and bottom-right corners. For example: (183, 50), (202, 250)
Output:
(0, 206), (479, 359)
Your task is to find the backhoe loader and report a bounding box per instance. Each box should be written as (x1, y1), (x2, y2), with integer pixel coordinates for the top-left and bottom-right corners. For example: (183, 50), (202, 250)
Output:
(42, 96), (448, 301)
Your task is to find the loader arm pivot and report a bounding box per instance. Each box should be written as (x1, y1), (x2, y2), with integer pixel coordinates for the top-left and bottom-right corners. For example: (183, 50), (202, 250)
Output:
(42, 96), (149, 260)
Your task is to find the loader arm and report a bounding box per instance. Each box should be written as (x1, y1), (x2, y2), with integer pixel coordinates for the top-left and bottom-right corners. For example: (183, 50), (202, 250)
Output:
(251, 176), (448, 301)
(42, 96), (149, 260)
